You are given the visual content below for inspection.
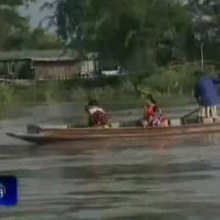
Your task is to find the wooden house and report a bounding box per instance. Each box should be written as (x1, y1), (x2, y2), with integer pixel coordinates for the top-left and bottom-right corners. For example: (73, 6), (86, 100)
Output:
(30, 57), (81, 81)
(31, 57), (98, 80)
(0, 51), (98, 81)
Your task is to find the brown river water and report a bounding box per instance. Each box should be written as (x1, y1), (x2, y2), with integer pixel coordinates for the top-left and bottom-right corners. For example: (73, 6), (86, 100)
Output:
(0, 104), (220, 220)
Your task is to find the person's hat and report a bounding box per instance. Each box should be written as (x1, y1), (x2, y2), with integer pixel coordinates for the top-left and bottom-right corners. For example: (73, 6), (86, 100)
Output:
(88, 99), (98, 106)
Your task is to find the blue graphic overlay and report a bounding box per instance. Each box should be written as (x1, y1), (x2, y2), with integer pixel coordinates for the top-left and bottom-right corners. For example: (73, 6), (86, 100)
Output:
(0, 176), (18, 206)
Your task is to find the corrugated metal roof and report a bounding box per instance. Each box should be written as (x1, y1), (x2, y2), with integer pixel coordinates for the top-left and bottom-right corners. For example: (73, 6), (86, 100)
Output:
(0, 49), (77, 60)
(30, 57), (78, 62)
(0, 50), (98, 62)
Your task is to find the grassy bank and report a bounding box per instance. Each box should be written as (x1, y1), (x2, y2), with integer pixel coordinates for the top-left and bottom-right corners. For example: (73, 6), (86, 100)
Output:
(0, 94), (193, 122)
(0, 83), (194, 106)
(0, 83), (194, 110)
(0, 63), (203, 119)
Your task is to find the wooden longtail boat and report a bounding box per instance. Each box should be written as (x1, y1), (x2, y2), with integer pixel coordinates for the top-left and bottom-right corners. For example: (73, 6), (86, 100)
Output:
(5, 122), (220, 144)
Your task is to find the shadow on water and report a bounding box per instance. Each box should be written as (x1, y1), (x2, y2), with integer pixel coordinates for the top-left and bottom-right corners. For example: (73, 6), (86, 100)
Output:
(34, 132), (220, 154)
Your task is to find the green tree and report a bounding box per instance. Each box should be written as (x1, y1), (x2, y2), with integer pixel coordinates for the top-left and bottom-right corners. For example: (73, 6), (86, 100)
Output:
(188, 0), (220, 62)
(0, 0), (64, 50)
(27, 27), (63, 49)
(0, 0), (35, 50)
(42, 0), (86, 55)
(46, 0), (193, 68)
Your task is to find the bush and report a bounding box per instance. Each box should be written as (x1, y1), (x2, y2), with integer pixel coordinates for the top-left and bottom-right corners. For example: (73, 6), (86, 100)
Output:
(138, 63), (199, 96)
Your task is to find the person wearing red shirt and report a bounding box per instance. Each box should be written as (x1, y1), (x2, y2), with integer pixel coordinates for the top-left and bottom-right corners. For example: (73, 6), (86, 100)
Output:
(141, 95), (169, 128)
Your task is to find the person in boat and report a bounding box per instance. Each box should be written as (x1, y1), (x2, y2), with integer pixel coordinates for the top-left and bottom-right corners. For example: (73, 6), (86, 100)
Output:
(194, 70), (220, 122)
(141, 94), (169, 128)
(85, 99), (111, 128)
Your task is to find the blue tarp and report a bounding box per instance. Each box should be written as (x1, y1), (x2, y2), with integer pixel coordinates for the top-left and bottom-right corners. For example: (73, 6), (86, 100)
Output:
(194, 75), (220, 106)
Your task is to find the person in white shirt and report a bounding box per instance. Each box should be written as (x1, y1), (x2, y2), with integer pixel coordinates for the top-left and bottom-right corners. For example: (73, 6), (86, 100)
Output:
(85, 99), (111, 128)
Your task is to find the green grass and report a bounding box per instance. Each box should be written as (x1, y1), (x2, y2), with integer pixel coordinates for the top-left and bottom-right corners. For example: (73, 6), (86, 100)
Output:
(0, 83), (195, 121)
(0, 81), (195, 108)
(0, 62), (202, 113)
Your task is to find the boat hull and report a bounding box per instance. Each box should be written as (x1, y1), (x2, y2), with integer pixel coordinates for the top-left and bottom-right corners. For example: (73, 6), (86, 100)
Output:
(6, 122), (220, 144)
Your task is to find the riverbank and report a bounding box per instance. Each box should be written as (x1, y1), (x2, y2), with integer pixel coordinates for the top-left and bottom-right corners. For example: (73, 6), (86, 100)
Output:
(0, 83), (193, 105)
(0, 95), (195, 122)
(0, 71), (198, 121)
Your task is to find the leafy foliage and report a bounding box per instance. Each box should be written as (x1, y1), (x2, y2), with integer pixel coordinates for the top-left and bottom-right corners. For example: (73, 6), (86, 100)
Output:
(45, 0), (193, 67)
(41, 0), (220, 69)
(0, 0), (63, 50)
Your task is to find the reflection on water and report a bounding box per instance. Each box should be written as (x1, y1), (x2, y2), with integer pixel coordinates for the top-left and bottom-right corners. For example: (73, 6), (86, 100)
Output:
(1, 134), (220, 220)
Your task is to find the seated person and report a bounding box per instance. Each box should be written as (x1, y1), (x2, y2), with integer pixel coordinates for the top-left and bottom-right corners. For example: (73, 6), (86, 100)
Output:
(140, 95), (169, 128)
(85, 99), (111, 128)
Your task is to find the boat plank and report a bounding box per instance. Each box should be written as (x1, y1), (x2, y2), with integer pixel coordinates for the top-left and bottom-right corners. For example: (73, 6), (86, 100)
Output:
(6, 122), (220, 144)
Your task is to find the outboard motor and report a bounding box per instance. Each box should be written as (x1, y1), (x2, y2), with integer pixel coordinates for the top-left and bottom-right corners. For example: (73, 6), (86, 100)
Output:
(26, 124), (41, 134)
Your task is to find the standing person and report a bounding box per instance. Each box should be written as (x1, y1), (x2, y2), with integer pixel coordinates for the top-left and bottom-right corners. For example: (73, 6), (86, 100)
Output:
(85, 98), (111, 128)
(194, 70), (220, 122)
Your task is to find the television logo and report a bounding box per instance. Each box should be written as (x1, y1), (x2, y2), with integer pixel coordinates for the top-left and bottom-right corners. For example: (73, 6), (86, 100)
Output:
(0, 176), (17, 206)
(0, 183), (6, 199)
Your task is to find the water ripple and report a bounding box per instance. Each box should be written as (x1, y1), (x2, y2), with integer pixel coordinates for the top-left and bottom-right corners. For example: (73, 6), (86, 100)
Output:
(1, 134), (220, 220)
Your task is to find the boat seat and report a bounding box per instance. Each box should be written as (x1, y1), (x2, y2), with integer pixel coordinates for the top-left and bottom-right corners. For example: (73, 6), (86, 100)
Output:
(111, 122), (120, 128)
(170, 118), (182, 126)
(213, 116), (220, 123)
(201, 118), (213, 124)
(119, 120), (141, 127)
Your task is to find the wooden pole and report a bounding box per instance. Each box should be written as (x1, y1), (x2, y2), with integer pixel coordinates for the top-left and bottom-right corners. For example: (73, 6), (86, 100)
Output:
(200, 42), (204, 70)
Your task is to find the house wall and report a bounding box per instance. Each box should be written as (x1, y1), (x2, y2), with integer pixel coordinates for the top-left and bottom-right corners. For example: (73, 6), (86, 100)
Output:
(32, 61), (81, 81)
(80, 60), (98, 76)
(0, 58), (99, 81)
